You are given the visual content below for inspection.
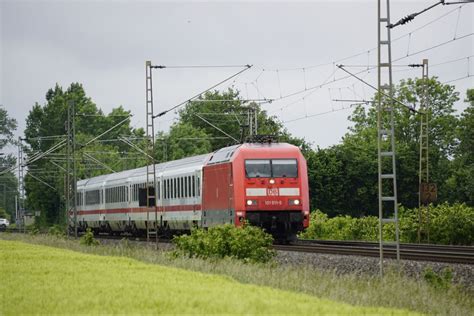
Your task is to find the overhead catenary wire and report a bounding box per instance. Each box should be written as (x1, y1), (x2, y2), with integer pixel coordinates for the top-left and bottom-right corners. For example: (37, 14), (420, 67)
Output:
(230, 2), (467, 107)
(151, 64), (251, 69)
(256, 3), (466, 74)
(393, 33), (473, 62)
(267, 31), (471, 115)
(336, 65), (419, 113)
(154, 65), (252, 118)
(282, 104), (358, 124)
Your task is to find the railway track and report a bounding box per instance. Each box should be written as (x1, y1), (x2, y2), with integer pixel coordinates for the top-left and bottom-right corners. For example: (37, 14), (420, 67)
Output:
(84, 234), (474, 264)
(275, 239), (474, 264)
(3, 229), (472, 264)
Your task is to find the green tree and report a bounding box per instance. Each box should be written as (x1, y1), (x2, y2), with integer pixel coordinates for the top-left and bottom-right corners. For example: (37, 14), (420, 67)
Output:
(445, 89), (474, 205)
(23, 83), (145, 226)
(158, 123), (213, 161)
(0, 105), (19, 221)
(177, 89), (306, 152)
(308, 77), (461, 216)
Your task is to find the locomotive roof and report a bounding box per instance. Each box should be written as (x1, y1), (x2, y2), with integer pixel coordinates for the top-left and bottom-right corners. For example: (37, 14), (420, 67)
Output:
(77, 142), (298, 187)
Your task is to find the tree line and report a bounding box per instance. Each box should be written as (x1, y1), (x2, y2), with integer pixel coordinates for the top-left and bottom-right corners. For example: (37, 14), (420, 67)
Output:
(0, 77), (472, 226)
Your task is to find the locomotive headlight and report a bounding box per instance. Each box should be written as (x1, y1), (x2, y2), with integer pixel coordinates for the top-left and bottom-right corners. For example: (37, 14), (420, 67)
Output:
(247, 199), (258, 206)
(289, 199), (300, 206)
(269, 179), (275, 184)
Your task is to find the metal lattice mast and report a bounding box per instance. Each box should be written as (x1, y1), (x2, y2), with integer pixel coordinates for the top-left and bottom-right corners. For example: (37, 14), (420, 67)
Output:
(65, 100), (77, 237)
(145, 61), (159, 245)
(377, 0), (400, 276)
(418, 59), (429, 243)
(17, 137), (25, 231)
(247, 105), (258, 139)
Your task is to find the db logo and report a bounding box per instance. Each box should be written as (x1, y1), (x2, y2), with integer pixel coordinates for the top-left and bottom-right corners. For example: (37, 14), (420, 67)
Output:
(267, 188), (279, 196)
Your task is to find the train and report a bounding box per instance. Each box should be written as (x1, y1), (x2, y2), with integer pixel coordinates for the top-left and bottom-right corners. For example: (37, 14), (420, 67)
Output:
(71, 142), (310, 242)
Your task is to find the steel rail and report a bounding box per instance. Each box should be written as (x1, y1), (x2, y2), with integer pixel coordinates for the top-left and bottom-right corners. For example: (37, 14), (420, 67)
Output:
(274, 240), (474, 264)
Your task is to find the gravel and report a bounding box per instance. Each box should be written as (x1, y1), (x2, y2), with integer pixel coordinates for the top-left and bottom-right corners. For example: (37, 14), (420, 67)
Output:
(275, 250), (474, 290)
(98, 236), (473, 289)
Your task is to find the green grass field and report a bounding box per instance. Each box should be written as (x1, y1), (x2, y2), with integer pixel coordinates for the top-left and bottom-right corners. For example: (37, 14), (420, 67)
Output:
(0, 239), (413, 315)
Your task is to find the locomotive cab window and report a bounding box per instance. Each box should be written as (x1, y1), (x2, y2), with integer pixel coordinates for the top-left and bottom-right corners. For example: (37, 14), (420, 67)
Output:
(272, 159), (298, 178)
(245, 160), (271, 178)
(245, 159), (298, 178)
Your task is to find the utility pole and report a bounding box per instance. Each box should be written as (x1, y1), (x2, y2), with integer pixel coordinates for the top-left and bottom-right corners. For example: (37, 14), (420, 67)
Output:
(418, 59), (435, 243)
(377, 0), (400, 276)
(145, 61), (159, 247)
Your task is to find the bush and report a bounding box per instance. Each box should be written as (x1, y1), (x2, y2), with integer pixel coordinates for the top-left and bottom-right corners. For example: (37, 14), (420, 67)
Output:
(423, 267), (453, 290)
(29, 227), (40, 236)
(301, 203), (473, 245)
(300, 210), (378, 241)
(428, 203), (473, 245)
(172, 224), (275, 263)
(80, 228), (99, 246)
(48, 225), (65, 238)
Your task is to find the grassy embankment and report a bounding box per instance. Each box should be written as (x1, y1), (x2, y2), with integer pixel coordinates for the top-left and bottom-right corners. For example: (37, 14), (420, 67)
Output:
(0, 239), (410, 314)
(1, 233), (473, 315)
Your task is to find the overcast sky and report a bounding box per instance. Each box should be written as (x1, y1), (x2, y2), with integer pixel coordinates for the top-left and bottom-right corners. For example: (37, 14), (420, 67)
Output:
(1, 0), (473, 156)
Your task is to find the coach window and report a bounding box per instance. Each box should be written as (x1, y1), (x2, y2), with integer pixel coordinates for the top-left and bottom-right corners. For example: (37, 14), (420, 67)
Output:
(189, 176), (192, 198)
(177, 178), (180, 199)
(192, 175), (196, 197)
(184, 177), (187, 198)
(185, 176), (188, 198)
(169, 179), (172, 199)
(184, 177), (188, 198)
(176, 178), (181, 199)
(175, 178), (178, 199)
(197, 176), (201, 197)
(188, 176), (191, 198)
(170, 179), (173, 199)
(180, 177), (184, 198)
(168, 179), (171, 199)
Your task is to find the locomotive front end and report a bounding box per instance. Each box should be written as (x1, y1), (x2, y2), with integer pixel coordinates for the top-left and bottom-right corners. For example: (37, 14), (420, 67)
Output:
(233, 143), (310, 242)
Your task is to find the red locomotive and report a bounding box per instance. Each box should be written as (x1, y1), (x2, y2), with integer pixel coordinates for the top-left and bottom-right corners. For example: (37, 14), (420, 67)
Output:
(73, 142), (309, 242)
